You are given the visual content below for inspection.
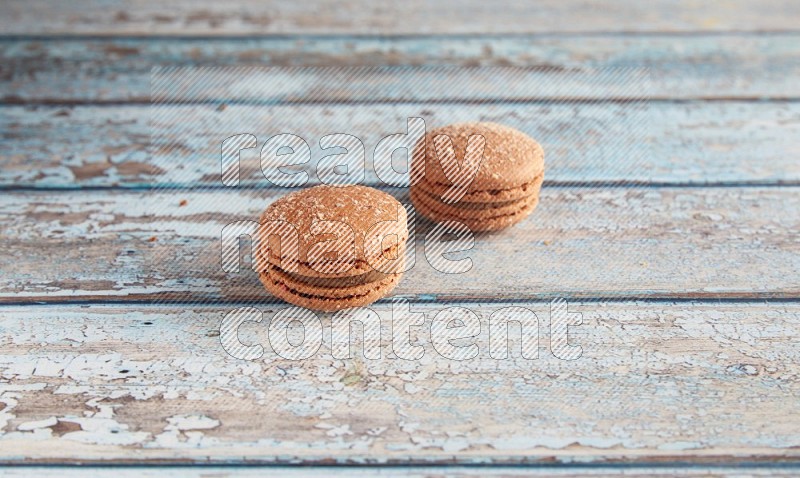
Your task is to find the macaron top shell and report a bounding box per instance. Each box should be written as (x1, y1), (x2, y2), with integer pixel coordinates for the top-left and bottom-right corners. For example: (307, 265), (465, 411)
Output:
(413, 122), (544, 193)
(256, 185), (408, 277)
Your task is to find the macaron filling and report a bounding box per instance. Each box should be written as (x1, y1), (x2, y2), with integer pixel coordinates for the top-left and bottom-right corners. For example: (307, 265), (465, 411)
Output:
(260, 238), (407, 278)
(417, 171), (544, 203)
(412, 186), (540, 223)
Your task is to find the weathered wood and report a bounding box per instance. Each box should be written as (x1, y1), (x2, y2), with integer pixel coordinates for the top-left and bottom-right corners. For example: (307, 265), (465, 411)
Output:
(4, 102), (799, 189)
(1, 302), (799, 464)
(3, 0), (797, 471)
(3, 35), (800, 102)
(1, 0), (798, 35)
(0, 467), (798, 477)
(1, 187), (798, 303)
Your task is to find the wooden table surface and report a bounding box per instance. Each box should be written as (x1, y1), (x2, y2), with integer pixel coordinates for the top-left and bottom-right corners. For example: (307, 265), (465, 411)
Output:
(1, 1), (799, 476)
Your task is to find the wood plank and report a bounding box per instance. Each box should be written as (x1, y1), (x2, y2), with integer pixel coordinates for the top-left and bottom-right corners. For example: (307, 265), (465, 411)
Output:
(4, 102), (800, 189)
(1, 0), (798, 35)
(1, 187), (798, 303)
(3, 35), (800, 102)
(1, 301), (799, 464)
(0, 466), (798, 477)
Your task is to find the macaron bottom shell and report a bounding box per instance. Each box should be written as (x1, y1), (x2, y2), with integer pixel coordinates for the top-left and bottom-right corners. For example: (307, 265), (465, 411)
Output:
(410, 185), (541, 232)
(259, 266), (404, 312)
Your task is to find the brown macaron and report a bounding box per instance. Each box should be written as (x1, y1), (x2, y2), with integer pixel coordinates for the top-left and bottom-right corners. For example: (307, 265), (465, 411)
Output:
(255, 184), (408, 312)
(410, 122), (544, 232)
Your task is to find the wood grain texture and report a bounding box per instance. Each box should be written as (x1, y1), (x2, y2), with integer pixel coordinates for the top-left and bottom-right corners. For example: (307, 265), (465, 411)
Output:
(2, 0), (798, 470)
(2, 0), (799, 35)
(2, 468), (799, 478)
(2, 35), (800, 102)
(4, 102), (800, 189)
(1, 187), (798, 303)
(1, 302), (799, 464)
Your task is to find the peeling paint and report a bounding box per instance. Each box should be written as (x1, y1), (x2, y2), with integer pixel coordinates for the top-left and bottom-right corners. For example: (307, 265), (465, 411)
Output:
(4, 302), (797, 463)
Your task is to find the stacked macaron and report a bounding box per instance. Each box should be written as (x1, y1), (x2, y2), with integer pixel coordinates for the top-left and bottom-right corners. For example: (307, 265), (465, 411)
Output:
(255, 185), (408, 312)
(410, 122), (544, 232)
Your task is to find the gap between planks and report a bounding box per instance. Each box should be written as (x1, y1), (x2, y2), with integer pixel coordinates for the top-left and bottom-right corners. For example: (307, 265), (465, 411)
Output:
(2, 183), (800, 193)
(1, 298), (799, 309)
(6, 30), (800, 39)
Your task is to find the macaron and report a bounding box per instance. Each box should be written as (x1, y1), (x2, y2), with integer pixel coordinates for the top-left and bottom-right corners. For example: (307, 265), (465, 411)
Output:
(255, 184), (408, 312)
(410, 122), (544, 232)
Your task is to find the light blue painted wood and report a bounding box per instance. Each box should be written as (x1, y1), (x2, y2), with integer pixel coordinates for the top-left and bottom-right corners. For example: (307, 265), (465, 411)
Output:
(0, 302), (798, 464)
(1, 0), (798, 469)
(3, 102), (798, 189)
(0, 466), (797, 476)
(2, 35), (799, 102)
(1, 187), (798, 303)
(2, 0), (799, 35)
